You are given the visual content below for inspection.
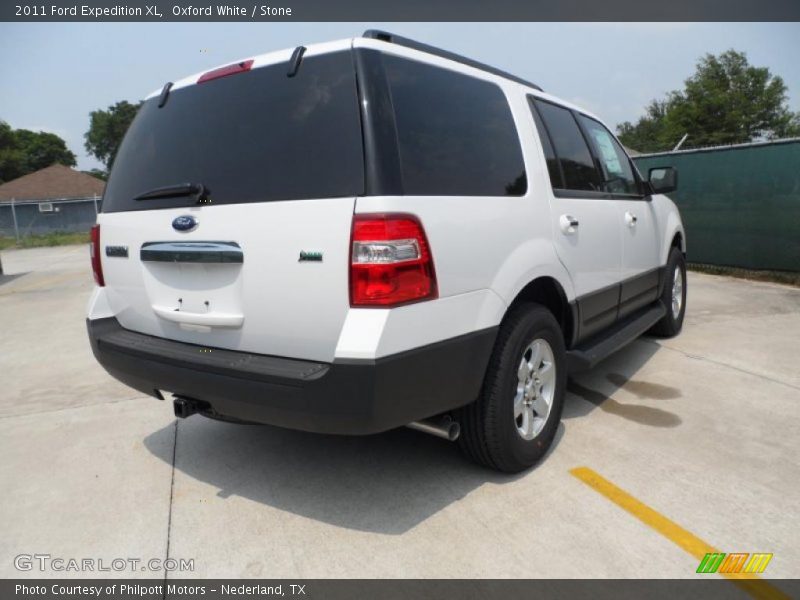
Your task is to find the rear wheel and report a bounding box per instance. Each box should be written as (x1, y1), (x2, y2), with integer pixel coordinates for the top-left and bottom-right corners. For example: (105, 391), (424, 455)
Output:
(650, 247), (687, 337)
(458, 304), (566, 473)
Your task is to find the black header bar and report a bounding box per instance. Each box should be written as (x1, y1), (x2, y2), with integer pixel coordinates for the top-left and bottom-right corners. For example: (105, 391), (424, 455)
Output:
(3, 0), (800, 22)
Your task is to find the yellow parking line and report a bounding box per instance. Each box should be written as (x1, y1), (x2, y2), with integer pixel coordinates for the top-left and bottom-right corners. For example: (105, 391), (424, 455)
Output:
(569, 466), (789, 600)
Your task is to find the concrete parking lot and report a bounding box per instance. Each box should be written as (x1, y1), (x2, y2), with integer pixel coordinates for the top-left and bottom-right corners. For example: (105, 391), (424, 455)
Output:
(1, 245), (798, 589)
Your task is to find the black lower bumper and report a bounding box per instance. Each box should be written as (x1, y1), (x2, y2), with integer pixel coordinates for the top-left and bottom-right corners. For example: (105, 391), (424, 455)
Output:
(87, 317), (497, 435)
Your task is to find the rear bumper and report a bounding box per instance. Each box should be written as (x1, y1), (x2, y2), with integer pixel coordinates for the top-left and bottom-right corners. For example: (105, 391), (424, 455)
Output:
(87, 317), (496, 435)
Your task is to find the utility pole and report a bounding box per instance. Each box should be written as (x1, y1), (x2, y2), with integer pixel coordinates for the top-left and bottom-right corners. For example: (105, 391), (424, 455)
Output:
(10, 197), (20, 243)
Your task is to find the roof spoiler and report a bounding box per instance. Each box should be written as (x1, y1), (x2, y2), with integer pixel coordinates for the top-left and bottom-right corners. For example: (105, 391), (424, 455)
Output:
(362, 29), (543, 92)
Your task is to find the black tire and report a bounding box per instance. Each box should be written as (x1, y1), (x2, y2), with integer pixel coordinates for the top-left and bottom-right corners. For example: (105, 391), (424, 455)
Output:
(650, 247), (687, 337)
(457, 303), (567, 473)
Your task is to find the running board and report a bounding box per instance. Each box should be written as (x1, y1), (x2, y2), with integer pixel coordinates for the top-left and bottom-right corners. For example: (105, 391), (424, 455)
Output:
(567, 302), (666, 372)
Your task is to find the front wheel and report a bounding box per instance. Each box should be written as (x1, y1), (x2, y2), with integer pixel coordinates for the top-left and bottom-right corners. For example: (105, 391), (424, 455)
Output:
(650, 247), (687, 337)
(457, 304), (566, 473)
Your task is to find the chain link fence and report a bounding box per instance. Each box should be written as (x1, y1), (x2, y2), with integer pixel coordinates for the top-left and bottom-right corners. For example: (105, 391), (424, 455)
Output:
(0, 196), (101, 241)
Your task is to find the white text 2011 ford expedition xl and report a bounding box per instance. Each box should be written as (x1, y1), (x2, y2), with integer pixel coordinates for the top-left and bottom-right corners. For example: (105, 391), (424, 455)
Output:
(87, 31), (686, 472)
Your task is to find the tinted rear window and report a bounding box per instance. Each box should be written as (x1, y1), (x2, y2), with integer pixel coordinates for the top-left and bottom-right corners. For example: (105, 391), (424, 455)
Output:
(382, 54), (527, 197)
(528, 96), (563, 188)
(103, 51), (364, 213)
(533, 99), (602, 193)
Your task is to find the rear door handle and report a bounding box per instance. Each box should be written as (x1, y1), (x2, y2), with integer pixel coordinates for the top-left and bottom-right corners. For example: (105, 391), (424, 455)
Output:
(559, 215), (579, 234)
(140, 241), (243, 264)
(625, 211), (638, 227)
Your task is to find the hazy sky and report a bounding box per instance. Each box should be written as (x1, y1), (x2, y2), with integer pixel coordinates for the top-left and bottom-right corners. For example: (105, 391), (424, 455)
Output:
(1, 22), (799, 170)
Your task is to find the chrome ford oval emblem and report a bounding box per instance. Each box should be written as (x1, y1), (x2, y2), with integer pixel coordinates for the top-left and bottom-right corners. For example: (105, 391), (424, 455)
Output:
(172, 215), (197, 232)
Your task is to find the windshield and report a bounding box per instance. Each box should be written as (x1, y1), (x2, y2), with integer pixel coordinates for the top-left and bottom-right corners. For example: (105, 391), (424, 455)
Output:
(102, 51), (364, 213)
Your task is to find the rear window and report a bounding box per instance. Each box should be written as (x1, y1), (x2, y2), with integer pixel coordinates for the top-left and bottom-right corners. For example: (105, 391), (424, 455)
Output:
(528, 96), (563, 188)
(533, 99), (602, 193)
(102, 51), (364, 213)
(382, 54), (527, 197)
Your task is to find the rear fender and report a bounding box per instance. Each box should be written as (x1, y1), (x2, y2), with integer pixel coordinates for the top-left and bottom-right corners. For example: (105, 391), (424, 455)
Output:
(490, 238), (576, 324)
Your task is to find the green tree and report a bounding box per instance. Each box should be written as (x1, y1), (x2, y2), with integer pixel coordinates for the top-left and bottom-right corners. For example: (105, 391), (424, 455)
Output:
(84, 100), (142, 170)
(617, 100), (671, 153)
(618, 50), (800, 152)
(0, 121), (24, 183)
(0, 120), (76, 183)
(15, 129), (77, 172)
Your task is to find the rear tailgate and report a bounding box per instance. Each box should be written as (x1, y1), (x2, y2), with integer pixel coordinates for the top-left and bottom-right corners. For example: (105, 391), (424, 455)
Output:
(96, 42), (362, 363)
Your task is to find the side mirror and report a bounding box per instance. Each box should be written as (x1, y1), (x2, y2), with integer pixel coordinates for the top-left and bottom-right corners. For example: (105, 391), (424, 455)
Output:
(648, 167), (678, 194)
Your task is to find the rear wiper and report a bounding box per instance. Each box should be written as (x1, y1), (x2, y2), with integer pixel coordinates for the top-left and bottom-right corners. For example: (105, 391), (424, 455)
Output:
(133, 182), (207, 203)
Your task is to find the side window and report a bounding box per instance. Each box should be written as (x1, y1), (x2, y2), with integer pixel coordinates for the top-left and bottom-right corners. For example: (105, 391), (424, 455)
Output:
(528, 97), (563, 188)
(578, 115), (640, 196)
(382, 54), (527, 196)
(533, 99), (602, 193)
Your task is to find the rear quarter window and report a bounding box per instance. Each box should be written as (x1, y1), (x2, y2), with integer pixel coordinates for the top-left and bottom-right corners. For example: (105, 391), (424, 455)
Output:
(532, 99), (603, 193)
(102, 51), (364, 213)
(382, 54), (527, 197)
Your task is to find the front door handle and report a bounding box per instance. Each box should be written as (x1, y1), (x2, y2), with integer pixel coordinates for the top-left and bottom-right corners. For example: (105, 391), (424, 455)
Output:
(625, 211), (638, 227)
(559, 215), (579, 234)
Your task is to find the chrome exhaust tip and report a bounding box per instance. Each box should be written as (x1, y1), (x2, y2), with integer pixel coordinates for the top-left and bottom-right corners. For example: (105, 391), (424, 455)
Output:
(407, 416), (460, 441)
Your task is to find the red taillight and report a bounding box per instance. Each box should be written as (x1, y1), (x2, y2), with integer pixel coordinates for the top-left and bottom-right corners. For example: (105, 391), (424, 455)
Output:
(90, 224), (104, 287)
(350, 213), (437, 307)
(197, 59), (254, 84)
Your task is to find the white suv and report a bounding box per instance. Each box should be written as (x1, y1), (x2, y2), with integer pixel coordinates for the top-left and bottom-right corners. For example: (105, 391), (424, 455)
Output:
(87, 31), (686, 472)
